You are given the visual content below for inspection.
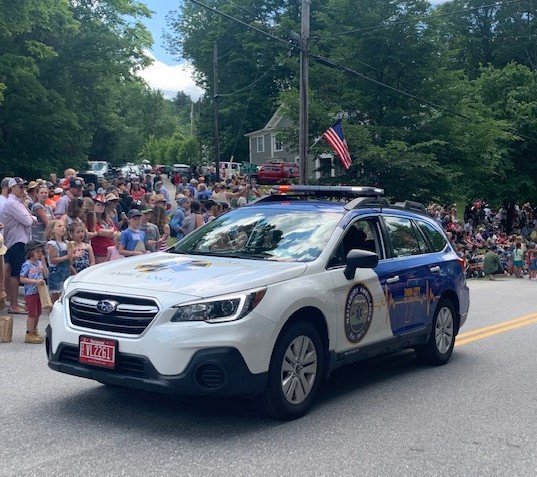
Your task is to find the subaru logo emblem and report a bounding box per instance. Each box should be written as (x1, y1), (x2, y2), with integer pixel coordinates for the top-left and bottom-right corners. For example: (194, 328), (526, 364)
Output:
(96, 300), (118, 314)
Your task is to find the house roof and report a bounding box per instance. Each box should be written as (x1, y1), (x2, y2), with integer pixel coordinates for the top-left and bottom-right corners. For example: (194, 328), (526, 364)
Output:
(244, 105), (286, 137)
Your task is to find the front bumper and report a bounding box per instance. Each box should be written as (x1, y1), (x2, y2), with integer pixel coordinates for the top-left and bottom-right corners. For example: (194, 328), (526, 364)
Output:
(46, 326), (267, 396)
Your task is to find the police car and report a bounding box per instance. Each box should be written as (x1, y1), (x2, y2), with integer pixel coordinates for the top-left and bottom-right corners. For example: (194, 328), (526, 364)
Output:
(46, 186), (469, 420)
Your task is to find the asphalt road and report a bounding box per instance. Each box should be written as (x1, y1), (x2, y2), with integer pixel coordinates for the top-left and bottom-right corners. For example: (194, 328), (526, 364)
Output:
(1, 277), (537, 476)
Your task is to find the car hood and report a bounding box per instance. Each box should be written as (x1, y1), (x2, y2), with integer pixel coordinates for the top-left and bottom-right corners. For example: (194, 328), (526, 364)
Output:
(71, 253), (307, 297)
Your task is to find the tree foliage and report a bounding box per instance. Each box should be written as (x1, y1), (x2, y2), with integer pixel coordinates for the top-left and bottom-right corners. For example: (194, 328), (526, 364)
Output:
(0, 0), (190, 177)
(167, 0), (537, 204)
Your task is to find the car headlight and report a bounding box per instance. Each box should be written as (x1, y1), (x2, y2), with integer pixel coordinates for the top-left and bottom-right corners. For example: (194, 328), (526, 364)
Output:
(58, 276), (74, 304)
(171, 288), (266, 323)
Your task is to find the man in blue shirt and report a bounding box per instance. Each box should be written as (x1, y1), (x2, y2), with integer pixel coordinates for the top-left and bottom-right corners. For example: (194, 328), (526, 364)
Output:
(170, 197), (190, 241)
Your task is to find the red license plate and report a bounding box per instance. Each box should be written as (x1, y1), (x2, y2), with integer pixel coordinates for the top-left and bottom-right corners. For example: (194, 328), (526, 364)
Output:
(79, 336), (117, 369)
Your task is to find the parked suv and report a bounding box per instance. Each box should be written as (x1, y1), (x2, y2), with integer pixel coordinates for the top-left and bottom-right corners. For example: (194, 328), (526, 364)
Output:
(253, 162), (299, 184)
(46, 186), (469, 420)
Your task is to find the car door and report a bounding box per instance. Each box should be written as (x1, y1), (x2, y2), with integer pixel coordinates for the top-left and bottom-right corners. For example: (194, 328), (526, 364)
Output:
(376, 215), (431, 335)
(327, 217), (394, 354)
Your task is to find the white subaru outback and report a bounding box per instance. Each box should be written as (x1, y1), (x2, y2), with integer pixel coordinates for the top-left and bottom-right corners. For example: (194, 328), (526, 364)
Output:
(47, 186), (469, 420)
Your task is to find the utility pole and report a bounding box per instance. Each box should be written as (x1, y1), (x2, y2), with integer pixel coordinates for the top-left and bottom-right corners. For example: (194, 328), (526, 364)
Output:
(213, 41), (221, 182)
(190, 101), (194, 137)
(298, 0), (310, 185)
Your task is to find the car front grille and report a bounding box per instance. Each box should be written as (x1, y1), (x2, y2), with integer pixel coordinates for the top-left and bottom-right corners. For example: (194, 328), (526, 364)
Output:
(68, 291), (159, 335)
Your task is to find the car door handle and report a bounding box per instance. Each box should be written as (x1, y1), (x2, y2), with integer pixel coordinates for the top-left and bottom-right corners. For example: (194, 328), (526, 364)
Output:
(386, 275), (400, 284)
(430, 266), (441, 273)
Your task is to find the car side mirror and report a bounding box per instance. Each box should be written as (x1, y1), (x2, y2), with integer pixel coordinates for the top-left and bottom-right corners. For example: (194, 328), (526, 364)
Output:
(344, 249), (379, 280)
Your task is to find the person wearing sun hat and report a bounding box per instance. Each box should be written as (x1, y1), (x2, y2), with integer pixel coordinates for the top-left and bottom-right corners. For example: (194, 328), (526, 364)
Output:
(4, 177), (37, 314)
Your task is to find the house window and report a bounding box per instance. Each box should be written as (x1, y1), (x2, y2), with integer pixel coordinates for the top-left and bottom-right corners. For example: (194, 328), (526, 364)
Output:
(273, 137), (283, 152)
(255, 137), (264, 153)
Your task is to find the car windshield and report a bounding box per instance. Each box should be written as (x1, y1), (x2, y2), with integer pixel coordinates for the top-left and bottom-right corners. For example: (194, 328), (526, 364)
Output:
(87, 162), (106, 171)
(170, 207), (342, 262)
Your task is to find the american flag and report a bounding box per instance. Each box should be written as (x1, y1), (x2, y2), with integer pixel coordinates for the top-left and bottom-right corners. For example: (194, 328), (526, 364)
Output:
(322, 119), (352, 170)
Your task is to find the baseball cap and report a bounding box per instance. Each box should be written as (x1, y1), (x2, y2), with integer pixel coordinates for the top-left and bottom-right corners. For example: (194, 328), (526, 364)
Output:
(69, 178), (83, 189)
(24, 239), (45, 257)
(141, 208), (153, 214)
(54, 187), (63, 194)
(154, 194), (166, 203)
(8, 177), (27, 189)
(1, 177), (11, 189)
(177, 197), (190, 205)
(128, 209), (142, 218)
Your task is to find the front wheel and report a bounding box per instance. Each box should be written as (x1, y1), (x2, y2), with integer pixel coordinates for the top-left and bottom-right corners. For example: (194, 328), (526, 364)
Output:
(260, 322), (324, 420)
(415, 299), (457, 366)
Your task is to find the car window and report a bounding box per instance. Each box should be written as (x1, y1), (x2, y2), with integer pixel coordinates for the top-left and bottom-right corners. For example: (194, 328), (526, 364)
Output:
(172, 208), (343, 262)
(327, 219), (382, 268)
(416, 220), (448, 252)
(383, 216), (424, 257)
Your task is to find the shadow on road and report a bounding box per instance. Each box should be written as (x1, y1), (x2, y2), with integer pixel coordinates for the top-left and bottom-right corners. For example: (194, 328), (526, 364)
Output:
(43, 347), (476, 434)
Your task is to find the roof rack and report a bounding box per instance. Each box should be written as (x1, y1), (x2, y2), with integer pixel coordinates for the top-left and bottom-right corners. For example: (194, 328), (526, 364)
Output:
(392, 200), (428, 215)
(345, 196), (390, 210)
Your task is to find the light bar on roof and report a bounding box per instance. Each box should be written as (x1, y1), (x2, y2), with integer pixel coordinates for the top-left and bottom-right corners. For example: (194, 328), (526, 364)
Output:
(272, 185), (384, 197)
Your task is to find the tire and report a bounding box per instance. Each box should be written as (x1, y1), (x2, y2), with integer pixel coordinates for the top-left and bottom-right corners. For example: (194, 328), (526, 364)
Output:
(415, 298), (457, 366)
(260, 322), (324, 420)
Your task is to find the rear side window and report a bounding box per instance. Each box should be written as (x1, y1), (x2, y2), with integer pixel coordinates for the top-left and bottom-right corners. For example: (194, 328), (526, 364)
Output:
(416, 220), (448, 252)
(383, 216), (424, 257)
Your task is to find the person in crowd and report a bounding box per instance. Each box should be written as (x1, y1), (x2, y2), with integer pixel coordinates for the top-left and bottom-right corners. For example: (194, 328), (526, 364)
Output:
(81, 197), (97, 240)
(0, 177), (11, 220)
(154, 181), (171, 209)
(46, 187), (63, 210)
(513, 242), (525, 278)
(169, 197), (190, 241)
(130, 181), (145, 201)
(19, 239), (48, 344)
(119, 209), (146, 256)
(69, 223), (95, 275)
(482, 245), (505, 281)
(25, 180), (41, 208)
(4, 177), (36, 314)
(31, 184), (54, 241)
(528, 245), (537, 281)
(0, 231), (7, 309)
(106, 233), (124, 261)
(90, 194), (118, 264)
(203, 199), (219, 223)
(54, 177), (84, 218)
(187, 201), (205, 233)
(60, 196), (85, 227)
(149, 204), (170, 250)
(144, 192), (156, 209)
(143, 174), (153, 193)
(196, 183), (212, 201)
(139, 208), (160, 252)
(46, 220), (79, 303)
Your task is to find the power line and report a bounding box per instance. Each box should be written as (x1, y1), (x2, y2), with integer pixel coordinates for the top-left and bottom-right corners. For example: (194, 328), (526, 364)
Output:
(326, 0), (530, 38)
(186, 0), (537, 142)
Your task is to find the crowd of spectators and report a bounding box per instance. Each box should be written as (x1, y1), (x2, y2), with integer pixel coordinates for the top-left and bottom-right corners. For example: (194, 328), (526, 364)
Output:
(0, 166), (259, 343)
(427, 200), (537, 280)
(1, 166), (535, 342)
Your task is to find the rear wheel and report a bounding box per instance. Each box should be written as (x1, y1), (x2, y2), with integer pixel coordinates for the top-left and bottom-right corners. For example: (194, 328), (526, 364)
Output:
(415, 299), (456, 365)
(260, 322), (324, 420)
